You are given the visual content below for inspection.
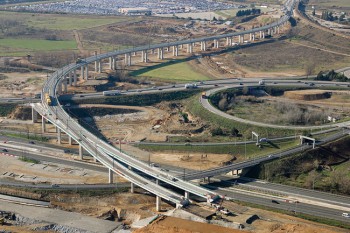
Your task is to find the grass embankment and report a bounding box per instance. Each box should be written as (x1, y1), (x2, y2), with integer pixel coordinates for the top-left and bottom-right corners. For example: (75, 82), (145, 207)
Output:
(186, 93), (295, 138)
(0, 103), (18, 116)
(64, 89), (201, 106)
(19, 156), (40, 164)
(131, 59), (210, 82)
(246, 136), (350, 194)
(136, 139), (299, 159)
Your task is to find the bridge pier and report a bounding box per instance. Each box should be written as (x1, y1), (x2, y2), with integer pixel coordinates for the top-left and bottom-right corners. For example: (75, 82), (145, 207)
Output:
(85, 65), (89, 79)
(68, 136), (72, 145)
(63, 79), (67, 93)
(57, 82), (62, 94)
(187, 43), (193, 53)
(80, 66), (85, 80)
(214, 39), (219, 49)
(41, 116), (46, 134)
(158, 48), (164, 60)
(185, 191), (189, 199)
(69, 73), (72, 86)
(79, 144), (83, 160)
(94, 51), (98, 72)
(109, 169), (114, 184)
(200, 41), (206, 51)
(130, 182), (134, 193)
(249, 33), (252, 41)
(57, 127), (61, 144)
(125, 53), (132, 66)
(73, 70), (77, 86)
(156, 196), (161, 212)
(252, 33), (255, 41)
(98, 60), (102, 73)
(31, 107), (38, 123)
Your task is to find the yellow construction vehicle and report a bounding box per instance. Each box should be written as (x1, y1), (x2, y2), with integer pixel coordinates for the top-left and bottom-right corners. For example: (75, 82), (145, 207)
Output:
(0, 217), (5, 225)
(44, 93), (52, 106)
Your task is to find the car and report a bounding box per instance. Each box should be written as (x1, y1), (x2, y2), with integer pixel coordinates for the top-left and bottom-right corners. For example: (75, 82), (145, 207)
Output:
(272, 200), (279, 204)
(158, 88), (162, 90)
(273, 82), (277, 84)
(79, 95), (84, 97)
(172, 85), (176, 88)
(214, 84), (218, 86)
(137, 90), (142, 92)
(342, 213), (350, 218)
(2, 149), (8, 152)
(51, 184), (59, 188)
(29, 141), (35, 144)
(239, 83), (243, 85)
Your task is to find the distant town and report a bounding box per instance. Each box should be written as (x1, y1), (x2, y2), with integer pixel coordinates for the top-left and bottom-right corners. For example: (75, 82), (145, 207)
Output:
(8, 0), (244, 15)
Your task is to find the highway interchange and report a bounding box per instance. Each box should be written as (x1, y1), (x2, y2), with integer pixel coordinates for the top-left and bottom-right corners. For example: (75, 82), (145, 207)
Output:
(1, 0), (350, 225)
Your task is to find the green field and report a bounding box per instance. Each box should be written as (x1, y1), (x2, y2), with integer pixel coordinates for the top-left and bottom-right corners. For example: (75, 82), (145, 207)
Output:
(0, 38), (77, 55)
(132, 60), (210, 82)
(27, 16), (132, 30)
(0, 11), (133, 30)
(309, 0), (350, 8)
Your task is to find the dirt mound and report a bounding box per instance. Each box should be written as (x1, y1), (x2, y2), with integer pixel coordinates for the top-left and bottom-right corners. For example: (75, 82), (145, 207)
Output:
(134, 216), (242, 233)
(284, 90), (331, 101)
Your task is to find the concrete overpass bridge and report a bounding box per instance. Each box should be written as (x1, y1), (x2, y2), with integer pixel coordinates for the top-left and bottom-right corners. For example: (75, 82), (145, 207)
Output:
(31, 0), (297, 209)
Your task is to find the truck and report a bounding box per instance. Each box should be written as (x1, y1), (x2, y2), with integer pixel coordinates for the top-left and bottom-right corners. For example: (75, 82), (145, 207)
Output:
(44, 93), (52, 106)
(103, 90), (121, 96)
(201, 92), (207, 99)
(34, 93), (41, 99)
(185, 83), (198, 89)
(207, 194), (221, 203)
(258, 80), (265, 85)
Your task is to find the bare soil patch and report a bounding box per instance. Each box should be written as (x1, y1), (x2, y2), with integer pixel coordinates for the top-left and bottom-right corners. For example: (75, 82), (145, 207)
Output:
(284, 89), (331, 101)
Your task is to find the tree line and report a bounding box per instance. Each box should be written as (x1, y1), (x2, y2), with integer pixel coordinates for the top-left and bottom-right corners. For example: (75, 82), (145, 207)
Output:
(315, 70), (349, 82)
(236, 8), (261, 17)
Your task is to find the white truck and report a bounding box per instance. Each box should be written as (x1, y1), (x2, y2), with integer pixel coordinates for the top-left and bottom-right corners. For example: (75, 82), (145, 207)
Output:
(103, 90), (121, 96)
(258, 80), (265, 85)
(185, 83), (198, 89)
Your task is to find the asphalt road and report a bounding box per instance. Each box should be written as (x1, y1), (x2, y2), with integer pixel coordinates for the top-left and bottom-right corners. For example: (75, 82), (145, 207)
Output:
(216, 187), (350, 224)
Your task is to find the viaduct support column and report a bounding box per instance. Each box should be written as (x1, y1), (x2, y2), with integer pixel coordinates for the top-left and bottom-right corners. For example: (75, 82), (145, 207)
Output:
(130, 183), (134, 193)
(31, 107), (38, 123)
(249, 33), (252, 41)
(252, 34), (255, 41)
(73, 70), (77, 86)
(57, 82), (62, 94)
(79, 144), (83, 160)
(109, 169), (114, 184)
(185, 191), (189, 200)
(85, 65), (89, 80)
(80, 66), (84, 80)
(187, 43), (193, 53)
(41, 116), (46, 134)
(156, 196), (161, 212)
(68, 136), (72, 145)
(156, 179), (161, 211)
(158, 48), (164, 60)
(57, 127), (61, 144)
(128, 53), (132, 66)
(69, 73), (72, 86)
(98, 61), (102, 73)
(94, 51), (98, 72)
(63, 79), (67, 93)
(109, 57), (113, 70)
